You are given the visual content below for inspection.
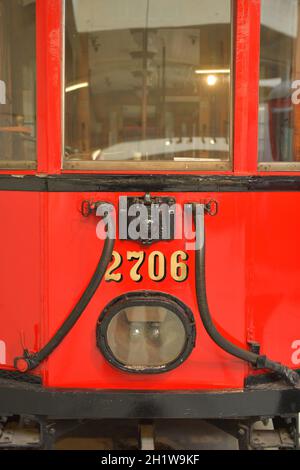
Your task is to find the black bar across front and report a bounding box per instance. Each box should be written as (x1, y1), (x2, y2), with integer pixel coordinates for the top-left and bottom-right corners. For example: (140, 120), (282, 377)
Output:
(2, 174), (300, 192)
(0, 378), (300, 420)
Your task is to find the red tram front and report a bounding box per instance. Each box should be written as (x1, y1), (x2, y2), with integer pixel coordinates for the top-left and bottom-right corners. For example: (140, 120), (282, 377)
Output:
(0, 0), (300, 450)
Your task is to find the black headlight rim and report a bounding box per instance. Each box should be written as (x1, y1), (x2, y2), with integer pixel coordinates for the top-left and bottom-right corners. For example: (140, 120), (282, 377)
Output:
(96, 291), (196, 374)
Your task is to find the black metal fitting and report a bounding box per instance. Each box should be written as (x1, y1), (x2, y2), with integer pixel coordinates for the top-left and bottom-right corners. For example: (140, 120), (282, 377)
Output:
(247, 341), (261, 355)
(126, 194), (176, 245)
(204, 199), (218, 216)
(81, 200), (109, 217)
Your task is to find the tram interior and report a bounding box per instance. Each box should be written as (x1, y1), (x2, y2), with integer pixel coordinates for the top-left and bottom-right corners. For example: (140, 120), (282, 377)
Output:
(64, 0), (231, 164)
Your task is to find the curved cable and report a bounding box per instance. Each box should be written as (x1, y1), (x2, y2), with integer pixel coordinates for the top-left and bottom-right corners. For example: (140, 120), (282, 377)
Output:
(194, 204), (299, 386)
(14, 230), (115, 372)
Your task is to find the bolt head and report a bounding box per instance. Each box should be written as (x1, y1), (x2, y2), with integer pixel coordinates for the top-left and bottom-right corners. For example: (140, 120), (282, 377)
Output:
(15, 358), (29, 373)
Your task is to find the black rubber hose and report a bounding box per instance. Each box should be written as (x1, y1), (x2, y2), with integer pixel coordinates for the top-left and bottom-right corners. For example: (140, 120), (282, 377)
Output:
(194, 205), (299, 386)
(14, 232), (115, 371)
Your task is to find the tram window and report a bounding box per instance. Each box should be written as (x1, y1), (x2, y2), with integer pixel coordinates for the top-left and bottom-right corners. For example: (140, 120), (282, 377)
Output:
(64, 0), (231, 170)
(259, 0), (300, 170)
(0, 0), (36, 169)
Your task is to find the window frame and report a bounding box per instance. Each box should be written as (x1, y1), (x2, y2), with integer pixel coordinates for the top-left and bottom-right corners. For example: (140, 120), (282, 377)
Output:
(61, 0), (234, 172)
(0, 0), (277, 177)
(0, 0), (37, 171)
(258, 161), (300, 172)
(257, 0), (300, 173)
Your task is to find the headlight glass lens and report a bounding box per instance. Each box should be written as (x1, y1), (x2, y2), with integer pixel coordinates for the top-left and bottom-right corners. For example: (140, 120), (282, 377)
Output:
(107, 306), (186, 367)
(97, 293), (195, 373)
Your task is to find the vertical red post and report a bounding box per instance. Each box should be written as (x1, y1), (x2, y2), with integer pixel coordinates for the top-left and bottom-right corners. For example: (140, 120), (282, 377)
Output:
(234, 0), (261, 175)
(37, 0), (62, 174)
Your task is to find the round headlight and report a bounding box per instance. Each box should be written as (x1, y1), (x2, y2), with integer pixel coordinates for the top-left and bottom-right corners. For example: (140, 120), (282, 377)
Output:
(96, 292), (196, 373)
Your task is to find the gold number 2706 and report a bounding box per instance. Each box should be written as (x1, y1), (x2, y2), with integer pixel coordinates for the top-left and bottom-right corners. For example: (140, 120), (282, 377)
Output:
(105, 250), (188, 283)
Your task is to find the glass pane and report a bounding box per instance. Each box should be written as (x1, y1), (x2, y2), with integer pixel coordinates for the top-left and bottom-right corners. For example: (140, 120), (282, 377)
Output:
(259, 0), (300, 165)
(106, 306), (186, 368)
(64, 0), (231, 168)
(0, 0), (36, 168)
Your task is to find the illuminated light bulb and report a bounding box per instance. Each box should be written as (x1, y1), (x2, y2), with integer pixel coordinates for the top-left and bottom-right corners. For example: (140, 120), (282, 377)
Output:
(130, 322), (143, 339)
(206, 74), (217, 86)
(148, 322), (161, 341)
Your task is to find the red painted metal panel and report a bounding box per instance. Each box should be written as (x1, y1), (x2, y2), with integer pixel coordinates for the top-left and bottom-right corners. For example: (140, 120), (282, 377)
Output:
(0, 193), (42, 369)
(39, 191), (300, 390)
(1, 190), (300, 389)
(44, 192), (247, 389)
(245, 193), (300, 367)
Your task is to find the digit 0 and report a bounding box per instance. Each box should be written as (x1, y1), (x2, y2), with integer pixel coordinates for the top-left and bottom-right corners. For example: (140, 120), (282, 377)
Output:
(148, 251), (166, 282)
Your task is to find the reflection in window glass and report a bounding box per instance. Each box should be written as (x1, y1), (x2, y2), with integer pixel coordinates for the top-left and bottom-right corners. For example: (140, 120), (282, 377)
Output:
(64, 0), (231, 167)
(0, 0), (36, 168)
(259, 0), (300, 165)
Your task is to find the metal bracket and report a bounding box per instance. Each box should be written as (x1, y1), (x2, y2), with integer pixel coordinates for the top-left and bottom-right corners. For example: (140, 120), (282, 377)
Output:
(0, 416), (84, 450)
(126, 193), (176, 245)
(238, 418), (298, 450)
(81, 200), (108, 217)
(204, 199), (218, 216)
